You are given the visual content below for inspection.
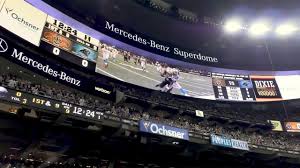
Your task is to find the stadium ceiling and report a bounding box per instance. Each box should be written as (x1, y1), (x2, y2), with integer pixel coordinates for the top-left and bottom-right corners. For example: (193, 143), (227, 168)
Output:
(162, 0), (300, 16)
(42, 0), (300, 70)
(43, 0), (300, 47)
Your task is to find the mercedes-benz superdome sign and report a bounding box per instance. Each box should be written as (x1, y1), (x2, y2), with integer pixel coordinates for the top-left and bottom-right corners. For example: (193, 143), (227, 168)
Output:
(103, 21), (218, 65)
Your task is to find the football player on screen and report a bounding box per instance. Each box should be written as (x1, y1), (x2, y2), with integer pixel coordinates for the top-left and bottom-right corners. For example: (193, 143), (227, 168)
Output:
(111, 47), (118, 62)
(167, 68), (188, 96)
(155, 65), (171, 89)
(155, 67), (188, 95)
(140, 57), (147, 71)
(101, 45), (110, 68)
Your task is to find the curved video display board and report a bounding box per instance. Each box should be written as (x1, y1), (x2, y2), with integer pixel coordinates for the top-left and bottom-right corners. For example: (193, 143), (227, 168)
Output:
(2, 0), (300, 102)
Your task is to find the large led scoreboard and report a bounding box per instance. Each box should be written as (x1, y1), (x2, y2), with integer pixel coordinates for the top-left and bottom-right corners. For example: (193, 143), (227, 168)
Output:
(40, 15), (99, 71)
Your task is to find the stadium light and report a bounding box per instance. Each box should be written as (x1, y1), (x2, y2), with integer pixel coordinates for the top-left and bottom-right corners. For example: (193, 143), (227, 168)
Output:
(275, 24), (298, 36)
(249, 22), (271, 37)
(224, 19), (242, 33)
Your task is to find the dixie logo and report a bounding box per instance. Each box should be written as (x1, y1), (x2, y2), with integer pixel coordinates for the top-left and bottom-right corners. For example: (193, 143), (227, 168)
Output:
(139, 120), (189, 140)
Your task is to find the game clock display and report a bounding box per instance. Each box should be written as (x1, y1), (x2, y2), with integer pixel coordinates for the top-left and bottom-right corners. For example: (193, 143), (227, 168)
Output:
(0, 87), (103, 121)
(212, 73), (256, 101)
(40, 15), (99, 71)
(61, 102), (102, 120)
(47, 16), (99, 46)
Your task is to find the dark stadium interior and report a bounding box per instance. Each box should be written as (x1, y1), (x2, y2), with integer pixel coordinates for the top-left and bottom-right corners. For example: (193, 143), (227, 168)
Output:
(1, 0), (300, 167)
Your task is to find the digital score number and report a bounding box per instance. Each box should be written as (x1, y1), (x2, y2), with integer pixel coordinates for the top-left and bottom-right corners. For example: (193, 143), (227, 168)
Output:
(14, 91), (28, 104)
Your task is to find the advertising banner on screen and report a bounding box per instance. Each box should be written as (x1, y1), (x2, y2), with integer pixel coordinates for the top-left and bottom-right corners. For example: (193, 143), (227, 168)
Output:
(93, 81), (115, 100)
(268, 120), (283, 131)
(210, 134), (249, 151)
(0, 35), (107, 95)
(276, 75), (300, 100)
(139, 120), (189, 140)
(0, 0), (47, 46)
(251, 76), (282, 101)
(285, 122), (300, 132)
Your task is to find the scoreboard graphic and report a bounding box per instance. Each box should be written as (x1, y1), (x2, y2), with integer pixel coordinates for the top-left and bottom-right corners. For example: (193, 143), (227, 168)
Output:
(39, 15), (99, 71)
(72, 43), (97, 62)
(251, 76), (282, 101)
(212, 73), (255, 101)
(42, 28), (73, 51)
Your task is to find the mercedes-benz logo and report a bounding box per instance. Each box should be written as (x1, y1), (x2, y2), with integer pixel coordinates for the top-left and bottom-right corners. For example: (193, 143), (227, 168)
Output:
(0, 38), (8, 53)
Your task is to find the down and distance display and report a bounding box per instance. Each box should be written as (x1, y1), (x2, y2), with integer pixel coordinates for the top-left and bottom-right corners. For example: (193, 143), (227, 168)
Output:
(40, 15), (99, 71)
(0, 87), (103, 121)
(212, 73), (255, 101)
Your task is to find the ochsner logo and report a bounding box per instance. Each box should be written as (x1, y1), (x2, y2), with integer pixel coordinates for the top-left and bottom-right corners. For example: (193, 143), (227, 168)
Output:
(143, 121), (151, 131)
(141, 121), (187, 140)
(5, 8), (39, 31)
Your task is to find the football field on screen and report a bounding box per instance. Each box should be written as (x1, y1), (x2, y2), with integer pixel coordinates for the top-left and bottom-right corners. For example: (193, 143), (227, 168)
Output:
(96, 55), (215, 99)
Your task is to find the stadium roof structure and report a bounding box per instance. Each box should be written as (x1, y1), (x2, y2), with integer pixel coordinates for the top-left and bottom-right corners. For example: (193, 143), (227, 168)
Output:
(37, 0), (300, 70)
